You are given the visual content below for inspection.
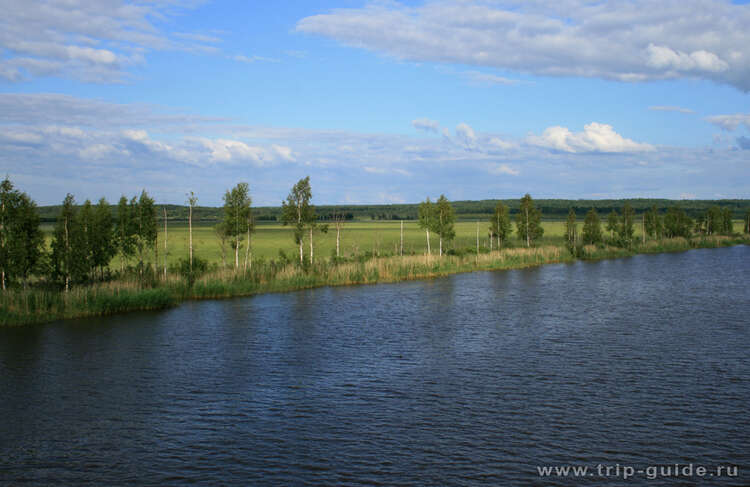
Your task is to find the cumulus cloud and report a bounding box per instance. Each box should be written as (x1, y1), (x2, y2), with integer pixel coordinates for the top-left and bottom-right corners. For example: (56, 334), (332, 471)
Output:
(649, 106), (694, 114)
(2, 93), (747, 205)
(0, 0), (216, 82)
(455, 122), (477, 147)
(527, 123), (655, 153)
(488, 163), (519, 176)
(464, 71), (522, 86)
(706, 113), (750, 131)
(412, 117), (440, 133)
(297, 0), (750, 90)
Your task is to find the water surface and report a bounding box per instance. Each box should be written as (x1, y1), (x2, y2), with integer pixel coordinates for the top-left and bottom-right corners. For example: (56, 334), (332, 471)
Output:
(2, 246), (749, 485)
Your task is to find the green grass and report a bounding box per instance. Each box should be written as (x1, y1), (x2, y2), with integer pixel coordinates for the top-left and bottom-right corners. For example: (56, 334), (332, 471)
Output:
(41, 219), (669, 268)
(13, 221), (749, 327)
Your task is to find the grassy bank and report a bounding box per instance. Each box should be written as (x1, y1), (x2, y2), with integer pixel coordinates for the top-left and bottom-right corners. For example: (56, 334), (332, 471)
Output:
(2, 236), (748, 326)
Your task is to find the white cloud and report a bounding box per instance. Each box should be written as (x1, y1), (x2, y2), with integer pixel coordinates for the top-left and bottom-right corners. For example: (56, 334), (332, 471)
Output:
(464, 71), (521, 86)
(488, 163), (519, 176)
(0, 1), (216, 82)
(705, 113), (750, 131)
(297, 0), (750, 90)
(527, 123), (655, 153)
(649, 106), (694, 114)
(232, 54), (280, 63)
(412, 117), (440, 133)
(455, 122), (477, 147)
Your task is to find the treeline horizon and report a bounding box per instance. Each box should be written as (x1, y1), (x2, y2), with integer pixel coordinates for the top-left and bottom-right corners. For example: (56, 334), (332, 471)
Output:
(35, 197), (750, 224)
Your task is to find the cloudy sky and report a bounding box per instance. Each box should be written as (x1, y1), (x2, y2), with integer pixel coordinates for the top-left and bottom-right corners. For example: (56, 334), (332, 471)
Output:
(1, 0), (749, 206)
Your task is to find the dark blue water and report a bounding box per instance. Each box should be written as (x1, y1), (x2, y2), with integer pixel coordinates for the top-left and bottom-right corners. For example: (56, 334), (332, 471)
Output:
(2, 246), (749, 486)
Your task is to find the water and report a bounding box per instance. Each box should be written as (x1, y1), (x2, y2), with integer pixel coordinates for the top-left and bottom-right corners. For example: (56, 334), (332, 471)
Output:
(1, 246), (749, 486)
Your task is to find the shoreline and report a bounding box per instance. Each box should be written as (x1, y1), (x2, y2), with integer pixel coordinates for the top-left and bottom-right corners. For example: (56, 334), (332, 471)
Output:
(2, 236), (748, 327)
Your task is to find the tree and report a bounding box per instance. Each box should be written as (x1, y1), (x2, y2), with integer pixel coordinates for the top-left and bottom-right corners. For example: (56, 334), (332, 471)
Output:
(617, 203), (635, 248)
(721, 207), (734, 234)
(606, 210), (619, 242)
(77, 199), (95, 280)
(51, 194), (83, 291)
(281, 176), (314, 264)
(115, 195), (136, 272)
(565, 208), (578, 249)
(664, 207), (692, 238)
(133, 191), (157, 278)
(489, 201), (512, 249)
(214, 221), (228, 268)
(418, 197), (435, 255)
(187, 191), (198, 272)
(516, 193), (543, 247)
(582, 208), (603, 245)
(222, 182), (252, 270)
(90, 198), (115, 279)
(744, 209), (750, 234)
(433, 195), (455, 256)
(0, 179), (43, 289)
(332, 209), (346, 258)
(643, 205), (663, 240)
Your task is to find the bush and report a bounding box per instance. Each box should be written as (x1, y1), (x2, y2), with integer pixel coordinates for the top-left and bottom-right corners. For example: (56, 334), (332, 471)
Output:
(178, 256), (208, 286)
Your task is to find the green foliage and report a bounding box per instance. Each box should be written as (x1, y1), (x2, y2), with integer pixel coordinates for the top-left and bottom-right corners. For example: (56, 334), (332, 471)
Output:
(222, 182), (253, 268)
(434, 195), (456, 254)
(281, 176), (314, 263)
(0, 178), (44, 288)
(489, 201), (512, 247)
(617, 202), (635, 248)
(565, 208), (577, 247)
(51, 194), (88, 287)
(516, 193), (543, 247)
(134, 190), (157, 269)
(745, 209), (750, 234)
(663, 207), (693, 238)
(116, 195), (136, 268)
(178, 255), (208, 286)
(644, 205), (663, 239)
(606, 210), (619, 242)
(91, 198), (116, 277)
(582, 208), (603, 245)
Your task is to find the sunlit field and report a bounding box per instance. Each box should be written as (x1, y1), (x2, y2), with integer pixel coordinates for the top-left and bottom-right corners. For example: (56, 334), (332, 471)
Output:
(39, 219), (746, 269)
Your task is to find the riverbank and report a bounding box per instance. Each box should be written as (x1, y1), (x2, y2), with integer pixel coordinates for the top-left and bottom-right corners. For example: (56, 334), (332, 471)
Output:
(2, 236), (748, 326)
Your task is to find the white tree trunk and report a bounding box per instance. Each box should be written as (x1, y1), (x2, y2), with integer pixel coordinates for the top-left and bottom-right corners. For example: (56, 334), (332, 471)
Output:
(400, 220), (403, 256)
(244, 228), (251, 273)
(439, 235), (443, 256)
(526, 207), (530, 247)
(336, 223), (340, 258)
(426, 229), (431, 255)
(235, 239), (239, 269)
(188, 204), (193, 271)
(309, 227), (314, 265)
(163, 207), (168, 280)
(299, 238), (303, 264)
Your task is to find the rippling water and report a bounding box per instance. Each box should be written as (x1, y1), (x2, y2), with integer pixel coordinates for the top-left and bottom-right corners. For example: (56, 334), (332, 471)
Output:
(2, 246), (749, 486)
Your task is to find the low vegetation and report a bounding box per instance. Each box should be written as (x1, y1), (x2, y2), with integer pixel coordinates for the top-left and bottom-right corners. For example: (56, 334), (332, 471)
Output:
(2, 176), (749, 325)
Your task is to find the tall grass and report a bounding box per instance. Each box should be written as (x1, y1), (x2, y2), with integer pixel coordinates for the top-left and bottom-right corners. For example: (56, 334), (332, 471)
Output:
(2, 236), (748, 326)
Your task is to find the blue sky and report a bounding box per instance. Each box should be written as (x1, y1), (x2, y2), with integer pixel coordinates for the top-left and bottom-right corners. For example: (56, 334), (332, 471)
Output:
(1, 0), (749, 206)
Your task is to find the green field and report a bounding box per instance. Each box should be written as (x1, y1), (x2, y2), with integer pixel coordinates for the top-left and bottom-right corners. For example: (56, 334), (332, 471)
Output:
(41, 219), (746, 269)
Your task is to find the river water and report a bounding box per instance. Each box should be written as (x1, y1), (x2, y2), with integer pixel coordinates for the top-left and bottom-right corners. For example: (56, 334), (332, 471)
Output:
(1, 246), (749, 486)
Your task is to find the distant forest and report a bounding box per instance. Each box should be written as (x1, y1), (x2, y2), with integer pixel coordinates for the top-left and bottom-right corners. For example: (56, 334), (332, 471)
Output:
(37, 198), (750, 224)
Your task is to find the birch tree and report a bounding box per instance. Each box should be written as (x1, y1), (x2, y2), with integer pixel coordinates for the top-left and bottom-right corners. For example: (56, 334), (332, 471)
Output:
(187, 191), (197, 271)
(515, 193), (543, 247)
(418, 197), (435, 255)
(565, 208), (577, 249)
(281, 176), (314, 264)
(582, 208), (603, 245)
(222, 182), (252, 270)
(434, 195), (456, 256)
(489, 201), (512, 249)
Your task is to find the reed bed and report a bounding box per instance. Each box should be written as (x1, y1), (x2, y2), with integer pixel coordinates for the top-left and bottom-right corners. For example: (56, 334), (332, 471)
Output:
(2, 237), (748, 326)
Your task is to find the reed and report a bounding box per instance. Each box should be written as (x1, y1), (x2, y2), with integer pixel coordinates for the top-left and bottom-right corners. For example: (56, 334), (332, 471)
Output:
(2, 236), (748, 326)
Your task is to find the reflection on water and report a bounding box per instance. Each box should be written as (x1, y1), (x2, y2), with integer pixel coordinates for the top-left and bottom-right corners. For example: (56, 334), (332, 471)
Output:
(1, 246), (749, 485)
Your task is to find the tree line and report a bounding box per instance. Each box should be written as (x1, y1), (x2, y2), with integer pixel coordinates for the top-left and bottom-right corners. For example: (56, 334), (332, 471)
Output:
(1, 175), (749, 291)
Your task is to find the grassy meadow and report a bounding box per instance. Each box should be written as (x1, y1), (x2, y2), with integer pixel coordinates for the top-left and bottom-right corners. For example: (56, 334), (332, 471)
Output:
(42, 219), (747, 269)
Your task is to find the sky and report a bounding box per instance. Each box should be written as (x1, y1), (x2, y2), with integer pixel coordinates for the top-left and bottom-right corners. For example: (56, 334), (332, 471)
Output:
(1, 0), (749, 206)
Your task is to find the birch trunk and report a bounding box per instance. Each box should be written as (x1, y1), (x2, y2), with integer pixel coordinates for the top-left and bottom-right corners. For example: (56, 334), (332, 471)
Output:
(163, 208), (168, 280)
(309, 227), (314, 265)
(400, 220), (403, 256)
(244, 228), (251, 273)
(425, 229), (431, 255)
(188, 204), (193, 271)
(336, 222), (341, 258)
